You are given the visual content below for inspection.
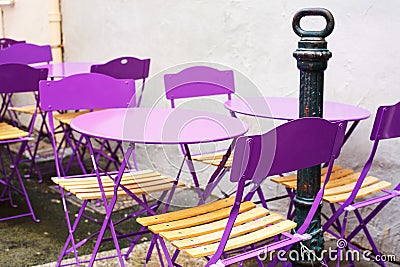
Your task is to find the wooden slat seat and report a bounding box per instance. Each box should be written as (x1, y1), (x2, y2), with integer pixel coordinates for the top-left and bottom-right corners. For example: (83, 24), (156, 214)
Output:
(53, 110), (90, 125)
(0, 122), (29, 140)
(137, 197), (297, 258)
(52, 169), (184, 200)
(271, 165), (392, 203)
(9, 104), (38, 115)
(192, 151), (233, 168)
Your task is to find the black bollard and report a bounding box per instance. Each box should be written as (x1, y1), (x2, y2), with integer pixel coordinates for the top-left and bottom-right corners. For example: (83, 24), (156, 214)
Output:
(291, 8), (334, 266)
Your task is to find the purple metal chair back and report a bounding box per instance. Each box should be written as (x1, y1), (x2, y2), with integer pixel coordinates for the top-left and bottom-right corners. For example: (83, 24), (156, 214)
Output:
(164, 66), (235, 108)
(40, 73), (135, 112)
(231, 118), (346, 185)
(370, 102), (400, 140)
(205, 118), (346, 264)
(0, 38), (25, 50)
(90, 56), (150, 107)
(0, 63), (48, 94)
(0, 43), (52, 64)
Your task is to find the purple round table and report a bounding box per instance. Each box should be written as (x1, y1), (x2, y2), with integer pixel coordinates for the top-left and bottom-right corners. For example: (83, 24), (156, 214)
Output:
(71, 107), (248, 144)
(225, 96), (370, 156)
(224, 96), (370, 121)
(70, 107), (248, 265)
(35, 62), (92, 78)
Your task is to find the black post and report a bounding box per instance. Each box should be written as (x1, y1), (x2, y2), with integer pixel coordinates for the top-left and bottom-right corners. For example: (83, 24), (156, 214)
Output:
(291, 8), (334, 266)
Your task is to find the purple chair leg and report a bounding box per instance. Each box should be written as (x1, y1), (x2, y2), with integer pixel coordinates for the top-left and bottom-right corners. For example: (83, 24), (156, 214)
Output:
(86, 138), (129, 267)
(0, 141), (39, 222)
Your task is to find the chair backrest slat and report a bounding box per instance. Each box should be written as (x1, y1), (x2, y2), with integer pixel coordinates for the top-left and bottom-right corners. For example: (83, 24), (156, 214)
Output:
(0, 38), (25, 50)
(370, 102), (400, 140)
(0, 63), (48, 93)
(164, 66), (235, 101)
(230, 118), (346, 184)
(39, 73), (135, 111)
(90, 57), (150, 80)
(0, 43), (52, 64)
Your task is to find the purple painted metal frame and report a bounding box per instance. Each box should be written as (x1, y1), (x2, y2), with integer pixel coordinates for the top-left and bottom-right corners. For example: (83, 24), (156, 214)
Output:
(91, 56), (150, 107)
(164, 65), (236, 203)
(0, 38), (25, 50)
(0, 63), (48, 222)
(0, 42), (53, 180)
(40, 73), (140, 267)
(150, 118), (346, 266)
(323, 102), (400, 267)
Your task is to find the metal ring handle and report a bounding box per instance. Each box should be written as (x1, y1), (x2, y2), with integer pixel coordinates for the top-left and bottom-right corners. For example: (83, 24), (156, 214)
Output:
(292, 8), (334, 38)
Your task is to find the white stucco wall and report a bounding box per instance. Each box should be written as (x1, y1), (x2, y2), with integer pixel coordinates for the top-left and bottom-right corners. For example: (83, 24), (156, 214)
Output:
(61, 0), (400, 257)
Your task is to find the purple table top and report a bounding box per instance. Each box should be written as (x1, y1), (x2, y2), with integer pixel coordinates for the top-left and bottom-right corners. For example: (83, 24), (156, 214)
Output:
(70, 108), (248, 144)
(35, 62), (92, 78)
(225, 97), (371, 122)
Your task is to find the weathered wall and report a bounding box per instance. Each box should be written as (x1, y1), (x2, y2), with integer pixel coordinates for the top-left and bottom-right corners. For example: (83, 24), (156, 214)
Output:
(61, 0), (400, 256)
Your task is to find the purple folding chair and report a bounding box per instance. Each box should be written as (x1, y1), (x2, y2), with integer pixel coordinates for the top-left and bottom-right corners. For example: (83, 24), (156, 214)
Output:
(91, 56), (150, 107)
(0, 63), (48, 222)
(0, 38), (25, 50)
(321, 102), (400, 266)
(76, 56), (151, 172)
(164, 66), (236, 201)
(137, 118), (346, 266)
(0, 42), (53, 182)
(40, 73), (179, 266)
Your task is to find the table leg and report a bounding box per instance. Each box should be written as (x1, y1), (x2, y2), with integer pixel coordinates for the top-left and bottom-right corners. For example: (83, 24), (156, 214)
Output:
(202, 139), (236, 201)
(182, 144), (205, 204)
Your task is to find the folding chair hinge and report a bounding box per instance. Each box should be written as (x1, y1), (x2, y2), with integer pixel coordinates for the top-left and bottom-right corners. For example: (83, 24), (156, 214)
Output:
(210, 260), (225, 267)
(344, 205), (356, 211)
(293, 233), (312, 240)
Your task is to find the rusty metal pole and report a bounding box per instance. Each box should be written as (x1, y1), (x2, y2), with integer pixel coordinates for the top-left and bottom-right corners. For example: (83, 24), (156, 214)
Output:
(292, 8), (334, 266)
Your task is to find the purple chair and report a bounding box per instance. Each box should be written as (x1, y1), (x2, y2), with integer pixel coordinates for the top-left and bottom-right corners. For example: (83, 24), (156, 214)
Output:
(0, 63), (48, 222)
(0, 38), (25, 50)
(0, 42), (53, 181)
(0, 42), (52, 65)
(164, 66), (235, 200)
(86, 56), (151, 171)
(40, 73), (179, 266)
(91, 56), (150, 107)
(137, 118), (346, 266)
(321, 103), (400, 266)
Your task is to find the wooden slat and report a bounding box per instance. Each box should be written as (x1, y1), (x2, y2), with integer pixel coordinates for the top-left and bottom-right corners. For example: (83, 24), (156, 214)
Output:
(57, 172), (163, 187)
(192, 151), (233, 168)
(76, 182), (184, 200)
(192, 151), (227, 161)
(325, 173), (360, 189)
(137, 197), (235, 226)
(148, 202), (256, 233)
(324, 176), (379, 196)
(281, 168), (355, 189)
(323, 181), (392, 203)
(52, 170), (158, 185)
(54, 110), (90, 124)
(172, 213), (283, 249)
(271, 165), (343, 184)
(9, 104), (38, 114)
(0, 131), (29, 140)
(184, 220), (297, 258)
(0, 122), (29, 140)
(64, 175), (172, 190)
(68, 176), (177, 194)
(161, 207), (270, 241)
